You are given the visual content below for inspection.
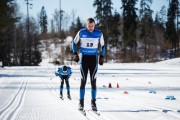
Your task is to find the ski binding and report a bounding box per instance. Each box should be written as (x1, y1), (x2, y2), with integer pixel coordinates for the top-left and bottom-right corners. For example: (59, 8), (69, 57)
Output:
(79, 109), (86, 116)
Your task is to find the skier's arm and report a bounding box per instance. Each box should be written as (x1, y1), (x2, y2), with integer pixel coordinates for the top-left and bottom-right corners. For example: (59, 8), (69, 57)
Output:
(69, 70), (72, 77)
(55, 72), (59, 76)
(72, 31), (80, 63)
(72, 31), (80, 55)
(99, 33), (106, 58)
(55, 72), (64, 80)
(67, 67), (72, 77)
(59, 74), (64, 80)
(99, 33), (106, 65)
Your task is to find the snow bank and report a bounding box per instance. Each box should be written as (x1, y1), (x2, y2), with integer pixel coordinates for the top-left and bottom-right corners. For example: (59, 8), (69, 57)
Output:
(156, 57), (180, 66)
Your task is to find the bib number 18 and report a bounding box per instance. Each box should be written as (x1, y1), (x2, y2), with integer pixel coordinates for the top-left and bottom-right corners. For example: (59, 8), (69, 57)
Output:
(87, 43), (93, 47)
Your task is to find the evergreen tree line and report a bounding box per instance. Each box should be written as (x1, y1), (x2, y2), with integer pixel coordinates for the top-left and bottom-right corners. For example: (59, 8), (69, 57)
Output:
(93, 0), (180, 62)
(0, 0), (180, 66)
(0, 0), (41, 66)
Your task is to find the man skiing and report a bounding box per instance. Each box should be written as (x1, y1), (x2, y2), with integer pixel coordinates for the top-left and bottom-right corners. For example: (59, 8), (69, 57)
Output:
(72, 18), (106, 111)
(55, 65), (72, 99)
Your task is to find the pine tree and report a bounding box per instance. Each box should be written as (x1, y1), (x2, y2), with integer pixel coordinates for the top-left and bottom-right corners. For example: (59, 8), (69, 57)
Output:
(121, 0), (138, 62)
(51, 20), (55, 35)
(93, 0), (103, 26)
(139, 0), (155, 62)
(154, 6), (167, 58)
(74, 17), (83, 49)
(93, 0), (113, 61)
(75, 17), (83, 32)
(109, 11), (121, 48)
(0, 0), (18, 66)
(93, 0), (113, 28)
(166, 0), (179, 56)
(39, 6), (48, 34)
(0, 0), (17, 33)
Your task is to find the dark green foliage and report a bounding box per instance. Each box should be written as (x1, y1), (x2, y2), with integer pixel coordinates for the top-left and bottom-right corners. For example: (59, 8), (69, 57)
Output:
(0, 0), (19, 66)
(165, 0), (179, 55)
(121, 0), (138, 48)
(0, 0), (17, 33)
(93, 0), (113, 29)
(93, 0), (103, 25)
(39, 6), (48, 34)
(76, 17), (84, 32)
(31, 50), (42, 66)
(93, 0), (113, 61)
(108, 11), (121, 48)
(69, 17), (84, 38)
(138, 0), (155, 62)
(0, 0), (42, 66)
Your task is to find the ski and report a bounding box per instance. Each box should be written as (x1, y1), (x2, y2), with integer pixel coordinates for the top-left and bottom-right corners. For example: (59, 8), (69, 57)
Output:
(59, 97), (71, 100)
(67, 96), (71, 100)
(79, 109), (86, 116)
(60, 96), (64, 100)
(60, 98), (64, 100)
(90, 109), (100, 116)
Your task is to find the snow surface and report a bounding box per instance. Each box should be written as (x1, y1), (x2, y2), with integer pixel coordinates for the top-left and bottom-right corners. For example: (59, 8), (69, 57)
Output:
(0, 58), (180, 120)
(1, 38), (180, 120)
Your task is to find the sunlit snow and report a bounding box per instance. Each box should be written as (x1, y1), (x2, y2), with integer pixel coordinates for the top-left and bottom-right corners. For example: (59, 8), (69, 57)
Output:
(0, 39), (180, 120)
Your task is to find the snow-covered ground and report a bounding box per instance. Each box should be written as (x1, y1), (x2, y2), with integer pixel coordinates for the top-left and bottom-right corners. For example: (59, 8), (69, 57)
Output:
(0, 58), (180, 120)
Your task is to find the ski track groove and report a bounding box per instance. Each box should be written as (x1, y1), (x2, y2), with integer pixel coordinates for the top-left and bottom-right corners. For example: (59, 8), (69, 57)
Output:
(45, 78), (125, 120)
(0, 80), (28, 120)
(42, 78), (91, 120)
(85, 104), (111, 120)
(7, 80), (28, 120)
(42, 78), (114, 120)
(0, 82), (25, 115)
(2, 66), (179, 120)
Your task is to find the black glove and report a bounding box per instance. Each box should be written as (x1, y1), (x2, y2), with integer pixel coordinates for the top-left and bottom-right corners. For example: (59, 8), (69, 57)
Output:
(99, 57), (104, 65)
(55, 72), (58, 76)
(74, 55), (79, 63)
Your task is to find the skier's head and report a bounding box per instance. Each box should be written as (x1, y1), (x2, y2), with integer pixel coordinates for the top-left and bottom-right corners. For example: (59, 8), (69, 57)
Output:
(86, 18), (95, 32)
(62, 65), (67, 72)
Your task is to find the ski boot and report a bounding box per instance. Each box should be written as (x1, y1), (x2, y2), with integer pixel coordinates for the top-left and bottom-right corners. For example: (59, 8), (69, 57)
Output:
(60, 92), (63, 99)
(67, 91), (71, 100)
(91, 99), (97, 111)
(78, 100), (84, 111)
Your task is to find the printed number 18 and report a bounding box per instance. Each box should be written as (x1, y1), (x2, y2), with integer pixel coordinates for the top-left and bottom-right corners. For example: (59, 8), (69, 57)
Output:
(87, 43), (93, 47)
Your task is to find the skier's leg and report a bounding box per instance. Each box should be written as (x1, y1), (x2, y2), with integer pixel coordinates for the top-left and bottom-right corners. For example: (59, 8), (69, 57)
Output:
(80, 56), (88, 100)
(65, 77), (70, 92)
(89, 55), (98, 100)
(65, 78), (71, 98)
(60, 79), (64, 97)
(90, 66), (98, 110)
(90, 67), (97, 99)
(89, 55), (98, 110)
(79, 55), (88, 110)
(80, 66), (88, 100)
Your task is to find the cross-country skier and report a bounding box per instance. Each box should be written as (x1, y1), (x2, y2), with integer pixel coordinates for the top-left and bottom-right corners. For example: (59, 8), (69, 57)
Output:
(55, 65), (72, 99)
(72, 18), (106, 111)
